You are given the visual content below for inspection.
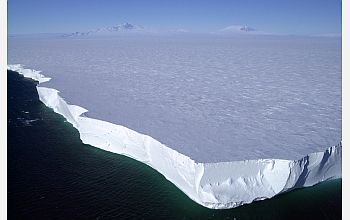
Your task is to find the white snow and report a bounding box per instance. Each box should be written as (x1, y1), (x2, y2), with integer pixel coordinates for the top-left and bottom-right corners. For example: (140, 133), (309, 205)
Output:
(8, 64), (51, 83)
(7, 36), (342, 209)
(212, 25), (264, 35)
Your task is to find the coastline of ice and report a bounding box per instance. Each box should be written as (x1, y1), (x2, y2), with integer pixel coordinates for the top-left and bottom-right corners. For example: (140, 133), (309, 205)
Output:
(7, 37), (342, 163)
(7, 64), (342, 209)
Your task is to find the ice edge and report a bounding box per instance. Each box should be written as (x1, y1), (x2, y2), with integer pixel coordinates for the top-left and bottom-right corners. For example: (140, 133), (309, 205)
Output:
(7, 64), (342, 210)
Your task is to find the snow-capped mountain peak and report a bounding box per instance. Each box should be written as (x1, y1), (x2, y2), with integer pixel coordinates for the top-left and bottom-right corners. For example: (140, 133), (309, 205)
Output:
(60, 23), (265, 38)
(118, 22), (135, 30)
(239, 26), (256, 32)
(60, 23), (154, 38)
(217, 25), (257, 32)
(105, 23), (145, 31)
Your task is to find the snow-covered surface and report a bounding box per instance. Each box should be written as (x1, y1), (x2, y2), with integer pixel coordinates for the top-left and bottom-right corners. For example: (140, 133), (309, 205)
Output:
(7, 37), (341, 162)
(7, 36), (342, 209)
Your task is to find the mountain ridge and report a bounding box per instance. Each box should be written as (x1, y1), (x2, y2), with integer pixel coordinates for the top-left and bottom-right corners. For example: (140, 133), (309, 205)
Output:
(60, 23), (262, 38)
(60, 23), (157, 37)
(8, 23), (341, 38)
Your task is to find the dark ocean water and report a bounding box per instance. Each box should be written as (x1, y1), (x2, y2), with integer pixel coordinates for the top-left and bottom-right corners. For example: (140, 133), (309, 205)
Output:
(7, 70), (342, 220)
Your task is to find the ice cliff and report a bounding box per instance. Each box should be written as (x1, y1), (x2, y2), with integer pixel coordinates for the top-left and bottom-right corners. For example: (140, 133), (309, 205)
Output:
(8, 64), (342, 209)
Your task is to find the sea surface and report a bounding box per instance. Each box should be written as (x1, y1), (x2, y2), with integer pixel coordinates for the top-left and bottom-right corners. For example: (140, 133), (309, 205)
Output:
(8, 69), (342, 219)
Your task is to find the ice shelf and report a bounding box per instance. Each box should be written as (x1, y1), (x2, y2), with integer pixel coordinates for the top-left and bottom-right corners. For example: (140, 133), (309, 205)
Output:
(7, 64), (342, 209)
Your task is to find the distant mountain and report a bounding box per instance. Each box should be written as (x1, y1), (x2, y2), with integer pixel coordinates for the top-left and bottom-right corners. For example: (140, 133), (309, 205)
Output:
(169, 29), (190, 33)
(239, 26), (257, 32)
(9, 23), (340, 39)
(222, 25), (257, 32)
(212, 25), (266, 35)
(60, 23), (163, 38)
(29, 23), (268, 39)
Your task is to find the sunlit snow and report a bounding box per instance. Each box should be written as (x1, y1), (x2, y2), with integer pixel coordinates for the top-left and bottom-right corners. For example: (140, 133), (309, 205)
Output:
(7, 35), (342, 209)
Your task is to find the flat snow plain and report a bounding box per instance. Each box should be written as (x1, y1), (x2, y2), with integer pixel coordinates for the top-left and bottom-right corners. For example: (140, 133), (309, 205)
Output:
(7, 36), (341, 163)
(7, 36), (342, 209)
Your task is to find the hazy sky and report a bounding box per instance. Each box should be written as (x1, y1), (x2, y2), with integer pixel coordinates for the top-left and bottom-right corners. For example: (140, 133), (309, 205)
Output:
(7, 0), (342, 35)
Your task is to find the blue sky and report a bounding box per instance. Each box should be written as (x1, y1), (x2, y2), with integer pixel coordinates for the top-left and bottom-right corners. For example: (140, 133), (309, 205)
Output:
(7, 0), (342, 35)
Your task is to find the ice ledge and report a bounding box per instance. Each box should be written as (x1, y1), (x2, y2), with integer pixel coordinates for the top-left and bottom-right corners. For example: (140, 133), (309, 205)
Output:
(8, 64), (51, 83)
(7, 64), (342, 209)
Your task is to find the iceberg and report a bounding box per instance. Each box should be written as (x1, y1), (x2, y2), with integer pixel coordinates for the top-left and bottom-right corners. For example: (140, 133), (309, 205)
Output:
(7, 64), (342, 209)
